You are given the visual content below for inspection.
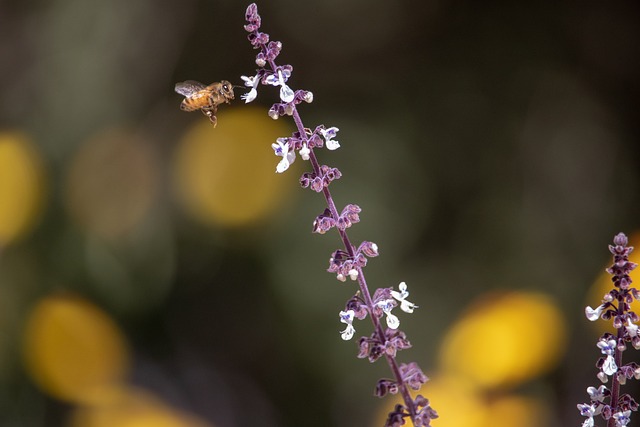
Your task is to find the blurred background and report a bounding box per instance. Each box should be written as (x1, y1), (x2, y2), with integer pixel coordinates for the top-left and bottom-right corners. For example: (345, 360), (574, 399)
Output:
(1, 0), (639, 426)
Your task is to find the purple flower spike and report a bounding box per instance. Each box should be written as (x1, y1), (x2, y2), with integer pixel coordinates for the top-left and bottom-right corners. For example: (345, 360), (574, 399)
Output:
(579, 233), (640, 427)
(241, 4), (433, 425)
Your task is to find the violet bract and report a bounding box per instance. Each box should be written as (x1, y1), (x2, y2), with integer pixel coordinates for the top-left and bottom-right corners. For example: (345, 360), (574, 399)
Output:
(241, 3), (437, 426)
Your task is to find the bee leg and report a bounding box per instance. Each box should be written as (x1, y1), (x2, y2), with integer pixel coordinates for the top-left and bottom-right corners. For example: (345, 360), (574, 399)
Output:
(201, 108), (218, 127)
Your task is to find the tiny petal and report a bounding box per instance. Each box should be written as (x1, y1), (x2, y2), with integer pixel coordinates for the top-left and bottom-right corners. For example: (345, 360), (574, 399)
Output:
(341, 324), (355, 340)
(586, 385), (607, 402)
(386, 312), (400, 329)
(391, 282), (418, 313)
(626, 319), (638, 337)
(326, 139), (340, 150)
(613, 410), (631, 426)
(299, 143), (310, 160)
(348, 269), (359, 281)
(582, 418), (595, 427)
(241, 88), (257, 103)
(597, 338), (617, 356)
(602, 355), (618, 375)
(585, 304), (605, 321)
(339, 310), (356, 340)
(280, 85), (295, 103)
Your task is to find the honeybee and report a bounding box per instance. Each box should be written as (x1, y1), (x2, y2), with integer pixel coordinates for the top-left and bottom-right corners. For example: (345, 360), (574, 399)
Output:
(174, 80), (235, 127)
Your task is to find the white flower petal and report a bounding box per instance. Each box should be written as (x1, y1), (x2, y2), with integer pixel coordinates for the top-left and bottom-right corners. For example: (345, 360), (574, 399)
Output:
(581, 417), (594, 427)
(626, 319), (638, 337)
(341, 324), (355, 340)
(400, 300), (417, 313)
(280, 85), (295, 103)
(386, 312), (400, 329)
(326, 139), (340, 150)
(602, 355), (618, 375)
(299, 143), (310, 160)
(585, 305), (604, 321)
(241, 88), (257, 103)
(265, 74), (279, 86)
(276, 158), (290, 173)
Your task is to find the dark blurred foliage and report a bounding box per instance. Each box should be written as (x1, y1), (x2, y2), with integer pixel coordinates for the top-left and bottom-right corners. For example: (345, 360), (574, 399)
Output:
(0, 0), (639, 426)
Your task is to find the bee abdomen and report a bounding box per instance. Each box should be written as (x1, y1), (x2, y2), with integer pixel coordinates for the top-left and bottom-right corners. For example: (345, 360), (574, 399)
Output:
(180, 99), (200, 112)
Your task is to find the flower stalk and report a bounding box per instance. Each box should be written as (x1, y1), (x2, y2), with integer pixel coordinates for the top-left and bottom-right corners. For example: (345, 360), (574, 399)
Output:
(240, 4), (437, 426)
(578, 233), (640, 427)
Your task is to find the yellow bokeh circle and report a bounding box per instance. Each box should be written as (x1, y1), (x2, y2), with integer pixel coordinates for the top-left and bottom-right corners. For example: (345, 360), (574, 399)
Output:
(0, 131), (45, 246)
(23, 294), (129, 404)
(68, 386), (212, 427)
(173, 107), (294, 228)
(439, 292), (565, 390)
(484, 395), (548, 427)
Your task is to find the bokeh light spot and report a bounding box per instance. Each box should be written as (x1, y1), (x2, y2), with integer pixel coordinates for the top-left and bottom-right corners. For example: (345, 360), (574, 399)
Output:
(439, 292), (565, 389)
(65, 128), (159, 239)
(68, 386), (212, 427)
(0, 131), (45, 246)
(173, 107), (294, 228)
(485, 395), (548, 427)
(23, 294), (130, 404)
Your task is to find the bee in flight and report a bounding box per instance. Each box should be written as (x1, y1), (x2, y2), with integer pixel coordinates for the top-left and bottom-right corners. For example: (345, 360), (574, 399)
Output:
(174, 80), (235, 127)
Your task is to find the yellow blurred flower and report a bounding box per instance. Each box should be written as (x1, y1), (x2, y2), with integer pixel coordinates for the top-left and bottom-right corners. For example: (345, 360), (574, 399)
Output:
(438, 291), (565, 390)
(484, 394), (549, 427)
(23, 294), (130, 404)
(0, 131), (45, 246)
(68, 386), (212, 427)
(173, 107), (294, 228)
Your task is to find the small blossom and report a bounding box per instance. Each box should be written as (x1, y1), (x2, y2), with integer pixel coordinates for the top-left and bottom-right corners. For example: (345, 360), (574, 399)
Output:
(602, 355), (618, 376)
(586, 385), (608, 403)
(240, 75), (260, 103)
(391, 282), (418, 313)
(577, 403), (596, 427)
(265, 69), (294, 103)
(272, 138), (296, 173)
(320, 126), (340, 150)
(377, 299), (400, 329)
(399, 362), (428, 390)
(613, 410), (632, 426)
(348, 268), (359, 281)
(303, 91), (313, 103)
(586, 304), (606, 321)
(375, 379), (399, 397)
(299, 143), (310, 160)
(339, 310), (356, 340)
(359, 241), (379, 257)
(598, 338), (617, 356)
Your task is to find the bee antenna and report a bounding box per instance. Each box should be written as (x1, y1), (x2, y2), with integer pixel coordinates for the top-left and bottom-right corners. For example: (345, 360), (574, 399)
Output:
(232, 84), (245, 89)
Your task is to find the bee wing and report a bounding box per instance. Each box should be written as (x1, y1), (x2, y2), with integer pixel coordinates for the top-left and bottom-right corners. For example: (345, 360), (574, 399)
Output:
(175, 80), (207, 97)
